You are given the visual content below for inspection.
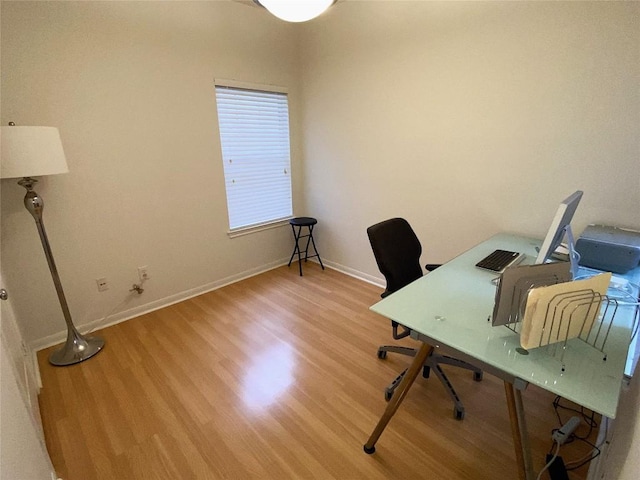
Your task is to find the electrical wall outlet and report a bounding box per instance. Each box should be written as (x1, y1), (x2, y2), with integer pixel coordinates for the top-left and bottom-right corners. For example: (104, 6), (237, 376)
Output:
(96, 277), (109, 292)
(138, 266), (149, 282)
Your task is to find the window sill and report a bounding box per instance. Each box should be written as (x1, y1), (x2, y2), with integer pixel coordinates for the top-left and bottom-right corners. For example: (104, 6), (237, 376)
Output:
(227, 218), (291, 238)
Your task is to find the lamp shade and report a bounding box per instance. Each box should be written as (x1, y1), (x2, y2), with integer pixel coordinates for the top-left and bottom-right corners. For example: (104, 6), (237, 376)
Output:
(258, 0), (334, 23)
(1, 126), (69, 179)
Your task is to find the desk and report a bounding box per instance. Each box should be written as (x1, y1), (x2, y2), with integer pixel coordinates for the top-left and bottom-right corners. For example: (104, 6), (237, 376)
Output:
(363, 233), (639, 479)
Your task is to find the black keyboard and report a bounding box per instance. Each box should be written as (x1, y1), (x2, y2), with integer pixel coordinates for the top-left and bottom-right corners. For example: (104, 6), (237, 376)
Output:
(476, 249), (524, 273)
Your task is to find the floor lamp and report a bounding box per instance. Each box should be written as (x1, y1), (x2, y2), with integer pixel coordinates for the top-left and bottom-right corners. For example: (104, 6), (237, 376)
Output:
(1, 123), (104, 366)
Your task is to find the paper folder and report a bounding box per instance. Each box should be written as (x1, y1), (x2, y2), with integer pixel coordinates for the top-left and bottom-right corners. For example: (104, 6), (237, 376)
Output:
(519, 272), (611, 350)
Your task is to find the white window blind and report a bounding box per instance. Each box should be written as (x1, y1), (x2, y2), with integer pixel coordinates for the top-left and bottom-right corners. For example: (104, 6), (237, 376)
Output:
(215, 84), (293, 231)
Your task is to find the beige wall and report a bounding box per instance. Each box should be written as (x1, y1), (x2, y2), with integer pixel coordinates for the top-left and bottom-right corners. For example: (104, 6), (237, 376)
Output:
(1, 1), (302, 346)
(299, 1), (640, 279)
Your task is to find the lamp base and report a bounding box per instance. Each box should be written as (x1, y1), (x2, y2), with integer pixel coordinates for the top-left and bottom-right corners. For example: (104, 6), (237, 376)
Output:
(49, 329), (105, 366)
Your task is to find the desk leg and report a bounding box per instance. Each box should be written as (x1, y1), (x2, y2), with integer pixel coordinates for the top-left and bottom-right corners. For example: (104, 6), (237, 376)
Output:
(504, 381), (535, 480)
(363, 342), (433, 454)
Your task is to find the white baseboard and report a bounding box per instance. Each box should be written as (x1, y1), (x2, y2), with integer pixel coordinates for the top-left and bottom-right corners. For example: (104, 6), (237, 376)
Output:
(29, 258), (291, 353)
(321, 259), (385, 289)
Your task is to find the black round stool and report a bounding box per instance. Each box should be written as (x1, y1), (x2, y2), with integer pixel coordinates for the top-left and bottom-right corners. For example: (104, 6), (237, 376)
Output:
(287, 217), (325, 276)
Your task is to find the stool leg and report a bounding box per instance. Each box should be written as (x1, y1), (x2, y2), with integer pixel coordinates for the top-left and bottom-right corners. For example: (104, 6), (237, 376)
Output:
(287, 225), (304, 276)
(308, 225), (324, 270)
(287, 225), (299, 266)
(297, 226), (303, 275)
(303, 226), (313, 262)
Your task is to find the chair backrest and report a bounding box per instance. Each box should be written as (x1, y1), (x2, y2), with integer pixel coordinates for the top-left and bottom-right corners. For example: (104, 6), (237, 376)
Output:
(367, 218), (423, 297)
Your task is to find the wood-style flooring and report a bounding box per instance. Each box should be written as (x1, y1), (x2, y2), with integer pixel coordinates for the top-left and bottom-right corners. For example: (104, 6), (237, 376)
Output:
(37, 264), (598, 479)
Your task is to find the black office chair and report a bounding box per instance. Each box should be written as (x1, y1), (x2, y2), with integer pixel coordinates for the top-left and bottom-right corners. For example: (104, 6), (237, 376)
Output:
(367, 217), (482, 420)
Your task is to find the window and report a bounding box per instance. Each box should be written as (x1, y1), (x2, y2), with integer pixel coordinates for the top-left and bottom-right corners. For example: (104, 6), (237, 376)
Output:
(215, 81), (293, 233)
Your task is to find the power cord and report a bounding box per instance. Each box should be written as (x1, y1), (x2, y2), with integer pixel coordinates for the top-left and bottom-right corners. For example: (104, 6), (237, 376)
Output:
(629, 291), (640, 342)
(537, 415), (582, 479)
(565, 437), (601, 471)
(549, 396), (604, 473)
(82, 276), (148, 336)
(552, 395), (597, 437)
(574, 269), (640, 305)
(536, 441), (561, 480)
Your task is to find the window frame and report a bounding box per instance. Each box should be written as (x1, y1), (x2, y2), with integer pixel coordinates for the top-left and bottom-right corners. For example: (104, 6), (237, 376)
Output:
(214, 78), (294, 237)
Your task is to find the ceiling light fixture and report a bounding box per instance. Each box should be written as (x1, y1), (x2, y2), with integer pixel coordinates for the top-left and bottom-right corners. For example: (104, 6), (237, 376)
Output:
(254, 0), (336, 23)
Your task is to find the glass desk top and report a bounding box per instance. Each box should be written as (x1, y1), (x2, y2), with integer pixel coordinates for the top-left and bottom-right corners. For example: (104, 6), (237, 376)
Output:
(370, 233), (639, 419)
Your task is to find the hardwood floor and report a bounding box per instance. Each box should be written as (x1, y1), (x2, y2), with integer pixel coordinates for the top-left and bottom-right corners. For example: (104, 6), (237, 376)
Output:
(38, 264), (598, 479)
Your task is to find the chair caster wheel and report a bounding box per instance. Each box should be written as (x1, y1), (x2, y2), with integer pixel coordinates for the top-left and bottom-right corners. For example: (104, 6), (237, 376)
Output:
(363, 444), (376, 454)
(384, 389), (393, 402)
(454, 408), (465, 420)
(473, 371), (483, 382)
(377, 349), (387, 359)
(422, 366), (430, 378)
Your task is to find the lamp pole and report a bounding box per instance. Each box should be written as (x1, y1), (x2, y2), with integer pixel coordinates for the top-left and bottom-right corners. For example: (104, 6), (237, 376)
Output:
(18, 176), (105, 365)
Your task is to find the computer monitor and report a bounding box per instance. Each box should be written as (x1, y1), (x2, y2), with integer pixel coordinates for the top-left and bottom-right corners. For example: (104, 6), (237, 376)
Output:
(535, 190), (583, 277)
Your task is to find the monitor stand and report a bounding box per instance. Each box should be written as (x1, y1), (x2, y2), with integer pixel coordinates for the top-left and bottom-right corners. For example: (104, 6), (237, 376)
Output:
(565, 225), (580, 279)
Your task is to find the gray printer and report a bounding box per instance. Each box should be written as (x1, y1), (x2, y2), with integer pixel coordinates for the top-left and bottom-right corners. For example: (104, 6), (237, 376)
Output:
(575, 224), (640, 274)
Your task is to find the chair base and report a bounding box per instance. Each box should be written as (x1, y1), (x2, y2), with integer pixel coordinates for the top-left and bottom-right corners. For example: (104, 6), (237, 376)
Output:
(377, 345), (482, 420)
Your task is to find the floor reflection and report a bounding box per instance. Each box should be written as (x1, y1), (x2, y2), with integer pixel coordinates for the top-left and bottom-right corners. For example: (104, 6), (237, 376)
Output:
(242, 342), (295, 411)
